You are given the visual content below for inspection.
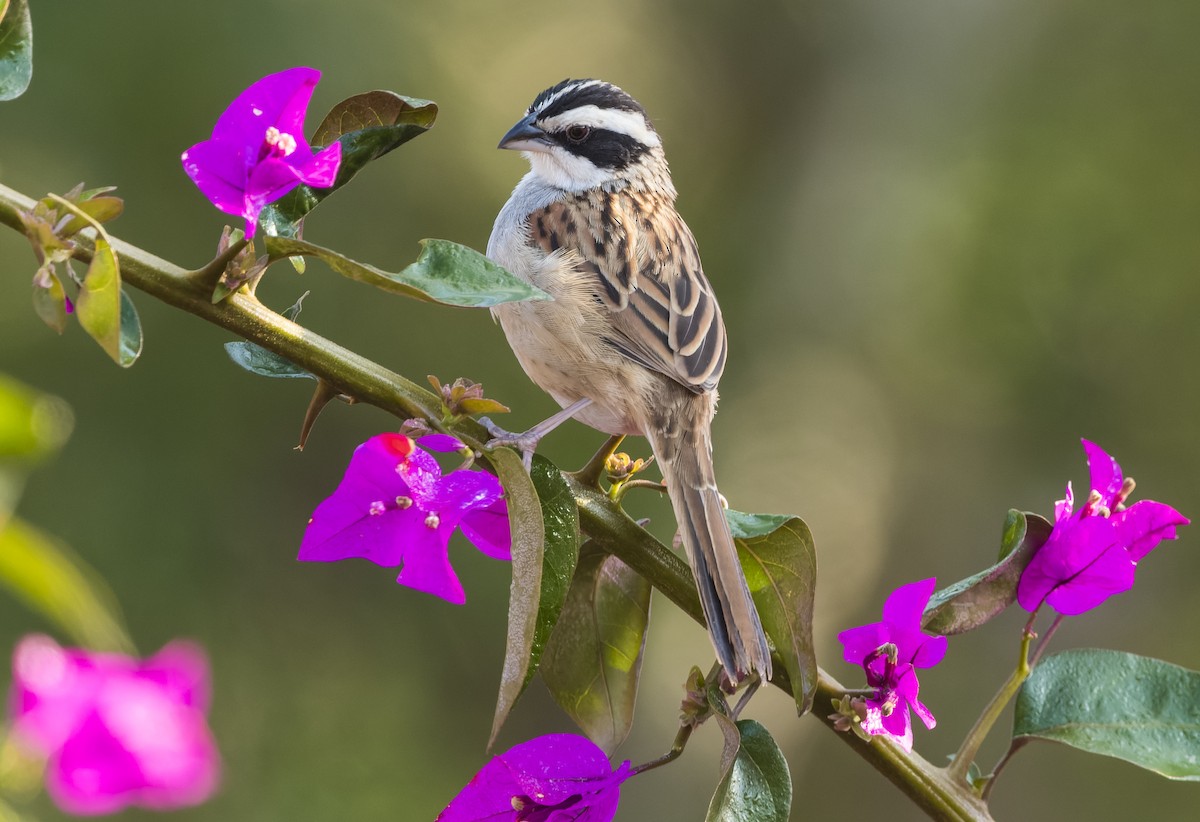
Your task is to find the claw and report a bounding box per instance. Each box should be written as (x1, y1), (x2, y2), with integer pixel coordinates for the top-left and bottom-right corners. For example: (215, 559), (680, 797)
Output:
(478, 398), (594, 473)
(480, 417), (538, 471)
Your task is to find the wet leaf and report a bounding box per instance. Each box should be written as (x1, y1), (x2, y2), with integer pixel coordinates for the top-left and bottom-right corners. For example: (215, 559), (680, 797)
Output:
(0, 517), (133, 652)
(0, 0), (32, 101)
(265, 236), (549, 308)
(542, 543), (651, 753)
(728, 509), (817, 715)
(921, 511), (1053, 635)
(705, 719), (792, 822)
(1014, 649), (1200, 780)
(258, 92), (437, 237)
(522, 457), (580, 685)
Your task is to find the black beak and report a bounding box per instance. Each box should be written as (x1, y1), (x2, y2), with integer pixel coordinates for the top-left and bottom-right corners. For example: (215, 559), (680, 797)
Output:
(498, 115), (550, 151)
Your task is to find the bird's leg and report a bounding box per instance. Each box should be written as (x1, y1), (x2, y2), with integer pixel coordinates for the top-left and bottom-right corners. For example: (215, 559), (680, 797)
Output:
(480, 398), (593, 470)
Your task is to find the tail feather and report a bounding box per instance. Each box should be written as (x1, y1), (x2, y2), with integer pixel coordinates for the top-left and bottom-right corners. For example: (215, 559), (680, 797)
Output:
(651, 419), (772, 680)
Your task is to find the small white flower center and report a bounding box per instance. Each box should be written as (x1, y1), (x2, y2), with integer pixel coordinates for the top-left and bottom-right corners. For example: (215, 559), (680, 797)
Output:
(368, 500), (387, 516)
(424, 512), (440, 529)
(264, 126), (297, 157)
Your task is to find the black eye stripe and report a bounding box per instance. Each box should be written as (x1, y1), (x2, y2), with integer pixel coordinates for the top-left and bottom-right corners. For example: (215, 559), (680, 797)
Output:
(552, 127), (650, 170)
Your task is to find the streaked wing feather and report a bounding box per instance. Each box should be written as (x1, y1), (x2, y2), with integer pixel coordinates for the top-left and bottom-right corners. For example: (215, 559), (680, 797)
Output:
(531, 195), (726, 393)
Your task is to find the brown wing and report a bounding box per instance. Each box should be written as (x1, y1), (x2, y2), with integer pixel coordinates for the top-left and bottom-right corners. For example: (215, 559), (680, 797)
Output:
(529, 191), (727, 393)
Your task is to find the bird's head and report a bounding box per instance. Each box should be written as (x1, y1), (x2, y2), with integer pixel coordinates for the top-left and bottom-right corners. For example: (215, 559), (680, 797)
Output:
(499, 79), (669, 192)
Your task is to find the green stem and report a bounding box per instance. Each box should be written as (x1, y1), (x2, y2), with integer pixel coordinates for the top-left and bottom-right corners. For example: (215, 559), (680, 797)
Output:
(631, 723), (696, 776)
(1028, 613), (1065, 669)
(572, 434), (624, 487)
(946, 628), (1034, 787)
(0, 180), (991, 822)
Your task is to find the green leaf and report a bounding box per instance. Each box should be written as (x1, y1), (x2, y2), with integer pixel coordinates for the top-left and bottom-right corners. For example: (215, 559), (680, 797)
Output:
(117, 287), (143, 367)
(31, 265), (68, 334)
(257, 91), (438, 237)
(921, 511), (1052, 635)
(265, 236), (549, 308)
(0, 517), (133, 652)
(706, 719), (792, 822)
(223, 292), (314, 380)
(60, 195), (124, 236)
(523, 457), (580, 684)
(74, 238), (138, 367)
(0, 0), (31, 102)
(1014, 649), (1200, 780)
(488, 451), (548, 748)
(726, 510), (795, 539)
(225, 342), (314, 380)
(0, 375), (72, 462)
(729, 509), (817, 715)
(0, 375), (73, 524)
(542, 543), (651, 754)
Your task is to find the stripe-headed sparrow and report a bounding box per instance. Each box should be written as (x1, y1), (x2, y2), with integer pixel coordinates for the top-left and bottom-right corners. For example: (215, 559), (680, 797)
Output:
(486, 79), (771, 680)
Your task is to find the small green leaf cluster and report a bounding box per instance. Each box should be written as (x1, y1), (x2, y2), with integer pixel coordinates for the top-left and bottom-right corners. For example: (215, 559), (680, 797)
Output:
(18, 185), (142, 367)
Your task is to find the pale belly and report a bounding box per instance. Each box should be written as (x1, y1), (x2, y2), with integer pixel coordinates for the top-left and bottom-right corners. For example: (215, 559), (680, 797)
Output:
(492, 299), (650, 437)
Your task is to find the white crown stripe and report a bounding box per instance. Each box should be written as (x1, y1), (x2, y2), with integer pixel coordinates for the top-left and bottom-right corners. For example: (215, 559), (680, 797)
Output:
(539, 106), (661, 148)
(531, 80), (604, 115)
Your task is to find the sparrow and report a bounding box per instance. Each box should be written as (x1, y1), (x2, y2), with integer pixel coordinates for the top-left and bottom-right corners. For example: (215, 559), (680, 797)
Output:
(485, 79), (771, 680)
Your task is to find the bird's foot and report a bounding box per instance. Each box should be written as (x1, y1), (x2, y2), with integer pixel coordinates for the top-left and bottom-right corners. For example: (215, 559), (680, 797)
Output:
(479, 417), (539, 471)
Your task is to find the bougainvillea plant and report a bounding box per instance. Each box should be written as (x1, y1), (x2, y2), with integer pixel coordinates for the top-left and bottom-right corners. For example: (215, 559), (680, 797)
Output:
(1, 14), (1197, 821)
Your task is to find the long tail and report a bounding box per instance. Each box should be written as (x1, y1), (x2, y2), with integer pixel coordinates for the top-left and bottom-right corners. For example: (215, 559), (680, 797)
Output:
(648, 404), (772, 681)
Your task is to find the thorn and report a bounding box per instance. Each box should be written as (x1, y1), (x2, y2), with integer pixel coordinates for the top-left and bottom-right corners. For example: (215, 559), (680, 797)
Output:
(297, 380), (342, 450)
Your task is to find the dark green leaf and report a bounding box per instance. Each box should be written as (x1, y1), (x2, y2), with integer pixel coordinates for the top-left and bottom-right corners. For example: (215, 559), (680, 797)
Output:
(225, 342), (314, 380)
(31, 265), (68, 334)
(488, 449), (547, 748)
(730, 510), (817, 715)
(0, 517), (133, 652)
(726, 510), (795, 539)
(74, 238), (128, 366)
(997, 507), (1026, 561)
(117, 287), (143, 367)
(542, 543), (651, 754)
(0, 0), (32, 102)
(265, 236), (549, 308)
(522, 457), (580, 686)
(223, 293), (314, 380)
(921, 511), (1052, 635)
(257, 92), (438, 237)
(1014, 649), (1200, 780)
(706, 719), (792, 822)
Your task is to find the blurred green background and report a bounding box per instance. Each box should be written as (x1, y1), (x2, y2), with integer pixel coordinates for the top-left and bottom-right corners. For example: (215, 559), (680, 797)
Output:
(3, 0), (1199, 819)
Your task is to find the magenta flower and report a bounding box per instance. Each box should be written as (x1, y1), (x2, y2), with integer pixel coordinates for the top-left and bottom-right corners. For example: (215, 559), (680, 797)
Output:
(7, 634), (219, 815)
(298, 432), (510, 604)
(1017, 440), (1189, 615)
(837, 578), (946, 751)
(181, 67), (342, 237)
(438, 734), (632, 822)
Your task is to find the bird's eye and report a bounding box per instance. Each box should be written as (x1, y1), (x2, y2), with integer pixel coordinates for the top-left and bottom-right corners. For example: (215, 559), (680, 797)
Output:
(565, 125), (592, 143)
